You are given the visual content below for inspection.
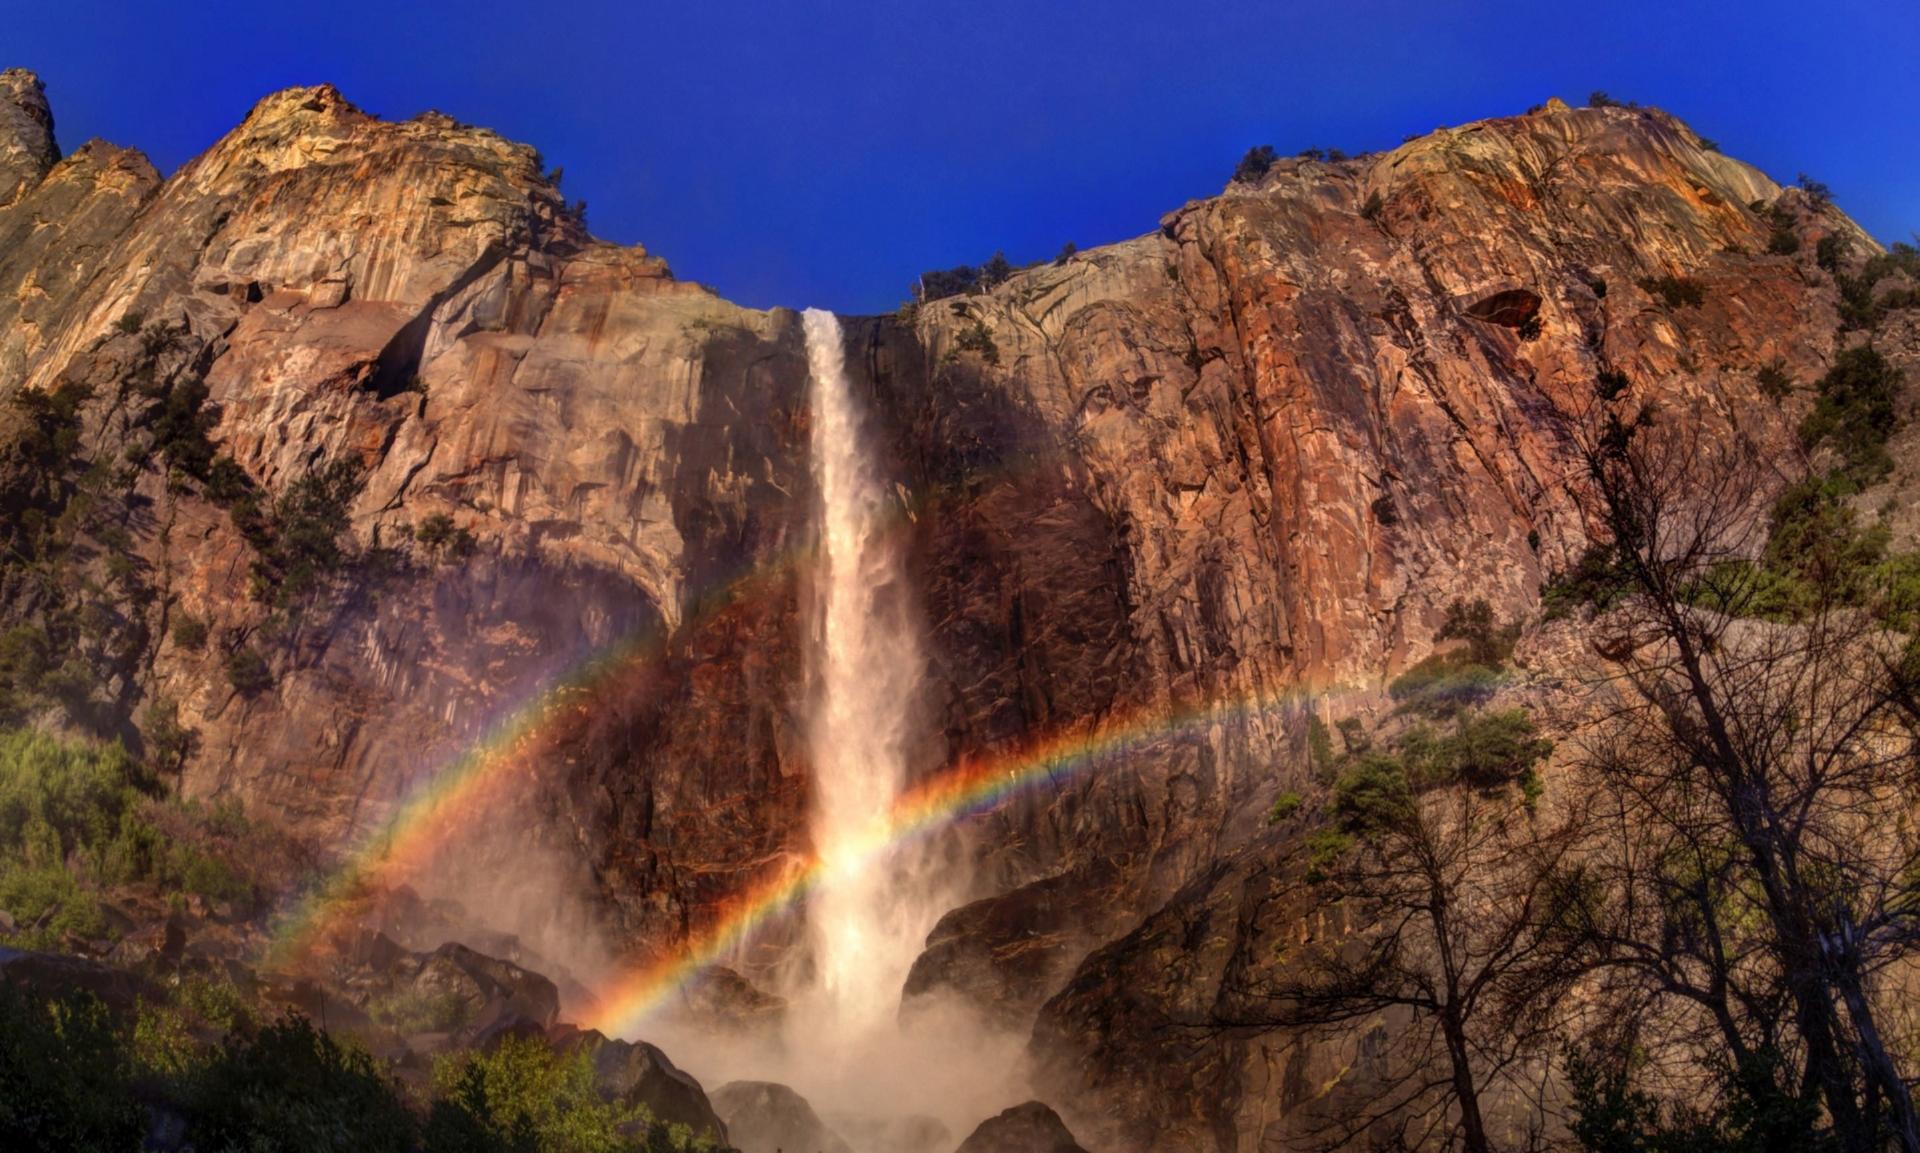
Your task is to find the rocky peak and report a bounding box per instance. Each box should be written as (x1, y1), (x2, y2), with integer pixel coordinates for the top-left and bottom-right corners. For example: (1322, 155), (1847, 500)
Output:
(0, 68), (58, 206)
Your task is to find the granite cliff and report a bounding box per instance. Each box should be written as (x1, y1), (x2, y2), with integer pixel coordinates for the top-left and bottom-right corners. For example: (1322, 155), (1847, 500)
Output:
(2, 67), (1913, 1150)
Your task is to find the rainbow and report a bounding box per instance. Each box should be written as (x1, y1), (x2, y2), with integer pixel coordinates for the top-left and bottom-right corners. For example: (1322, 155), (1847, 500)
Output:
(266, 453), (1069, 964)
(580, 684), (1302, 1037)
(265, 551), (800, 965)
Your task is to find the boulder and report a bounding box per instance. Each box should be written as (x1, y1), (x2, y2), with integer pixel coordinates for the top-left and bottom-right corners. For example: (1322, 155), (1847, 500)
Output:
(553, 1028), (728, 1144)
(710, 1081), (853, 1153)
(954, 1102), (1090, 1153)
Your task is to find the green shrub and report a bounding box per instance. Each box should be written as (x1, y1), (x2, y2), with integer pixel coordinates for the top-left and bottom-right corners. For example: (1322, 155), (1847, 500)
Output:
(170, 612), (208, 651)
(1543, 544), (1632, 619)
(189, 1014), (417, 1153)
(1233, 145), (1277, 183)
(954, 320), (1000, 365)
(1816, 234), (1848, 272)
(1268, 790), (1304, 823)
(1799, 345), (1899, 483)
(1756, 360), (1793, 400)
(414, 512), (457, 550)
(431, 1033), (670, 1153)
(0, 985), (145, 1152)
(1052, 241), (1078, 266)
(225, 647), (272, 697)
(370, 985), (472, 1035)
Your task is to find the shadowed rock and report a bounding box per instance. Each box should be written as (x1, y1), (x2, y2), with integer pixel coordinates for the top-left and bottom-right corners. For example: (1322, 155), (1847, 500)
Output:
(954, 1102), (1091, 1153)
(710, 1081), (853, 1153)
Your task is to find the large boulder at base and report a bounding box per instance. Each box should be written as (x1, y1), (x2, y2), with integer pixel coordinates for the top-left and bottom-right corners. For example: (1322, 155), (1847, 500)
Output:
(553, 1028), (728, 1144)
(0, 946), (156, 1010)
(710, 1081), (854, 1153)
(955, 1102), (1092, 1153)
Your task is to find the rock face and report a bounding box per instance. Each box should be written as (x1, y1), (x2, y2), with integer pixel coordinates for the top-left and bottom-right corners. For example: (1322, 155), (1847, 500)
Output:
(0, 68), (1900, 1151)
(709, 1081), (853, 1153)
(954, 1102), (1091, 1153)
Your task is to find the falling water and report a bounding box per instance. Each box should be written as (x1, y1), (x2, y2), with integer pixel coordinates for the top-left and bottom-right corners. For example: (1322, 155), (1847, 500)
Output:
(799, 308), (938, 1039)
(646, 313), (1027, 1137)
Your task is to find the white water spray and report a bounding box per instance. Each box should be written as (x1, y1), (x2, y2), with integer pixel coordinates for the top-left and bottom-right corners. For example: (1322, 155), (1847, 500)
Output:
(650, 313), (1025, 1141)
(797, 307), (940, 1038)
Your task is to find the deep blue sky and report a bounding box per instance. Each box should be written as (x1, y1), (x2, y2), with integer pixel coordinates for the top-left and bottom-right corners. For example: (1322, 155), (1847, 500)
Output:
(9, 0), (1917, 314)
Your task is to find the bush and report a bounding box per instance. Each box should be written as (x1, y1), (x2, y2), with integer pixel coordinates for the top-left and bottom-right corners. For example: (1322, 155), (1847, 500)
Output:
(188, 1014), (417, 1153)
(430, 1033), (669, 1153)
(1816, 234), (1848, 273)
(1639, 275), (1705, 309)
(225, 647), (272, 697)
(1542, 544), (1632, 620)
(170, 612), (208, 651)
(1756, 360), (1793, 400)
(1233, 145), (1277, 184)
(0, 984), (145, 1152)
(1799, 345), (1899, 483)
(1796, 172), (1833, 206)
(1596, 368), (1631, 401)
(1268, 790), (1304, 823)
(1052, 241), (1078, 266)
(953, 320), (1000, 365)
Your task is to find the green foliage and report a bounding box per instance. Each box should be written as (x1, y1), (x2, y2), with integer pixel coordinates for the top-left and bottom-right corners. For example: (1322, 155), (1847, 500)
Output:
(916, 250), (1020, 300)
(1835, 241), (1920, 330)
(1588, 91), (1640, 109)
(1388, 598), (1517, 717)
(1268, 790), (1304, 823)
(1306, 714), (1337, 782)
(1438, 597), (1518, 666)
(370, 985), (473, 1035)
(188, 1014), (418, 1153)
(1052, 241), (1078, 266)
(430, 1033), (699, 1153)
(225, 646), (272, 697)
(0, 984), (145, 1153)
(425, 1064), (540, 1153)
(1755, 360), (1792, 401)
(1799, 345), (1899, 483)
(170, 611), (209, 651)
(1795, 172), (1833, 206)
(1543, 543), (1633, 620)
(246, 458), (365, 608)
(1567, 1043), (1826, 1153)
(1233, 144), (1277, 183)
(0, 728), (258, 939)
(1388, 651), (1502, 718)
(1815, 234), (1847, 273)
(1639, 275), (1706, 309)
(415, 512), (458, 551)
(953, 320), (1000, 365)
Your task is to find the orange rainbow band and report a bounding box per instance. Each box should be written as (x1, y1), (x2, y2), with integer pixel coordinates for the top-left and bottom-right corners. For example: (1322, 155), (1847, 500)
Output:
(581, 683), (1308, 1037)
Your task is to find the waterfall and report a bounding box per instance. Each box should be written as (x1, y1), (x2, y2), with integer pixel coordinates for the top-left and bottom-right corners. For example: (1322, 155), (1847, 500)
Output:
(799, 308), (937, 1039)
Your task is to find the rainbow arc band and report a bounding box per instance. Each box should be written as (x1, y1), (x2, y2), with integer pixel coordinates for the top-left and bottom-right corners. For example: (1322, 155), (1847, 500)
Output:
(578, 685), (1301, 1036)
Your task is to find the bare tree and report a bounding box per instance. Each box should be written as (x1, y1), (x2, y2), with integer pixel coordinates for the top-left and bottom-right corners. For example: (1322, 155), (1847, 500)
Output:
(1557, 395), (1920, 1153)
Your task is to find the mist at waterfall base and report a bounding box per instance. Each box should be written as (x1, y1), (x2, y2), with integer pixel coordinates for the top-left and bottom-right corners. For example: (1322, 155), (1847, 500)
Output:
(644, 310), (1032, 1140)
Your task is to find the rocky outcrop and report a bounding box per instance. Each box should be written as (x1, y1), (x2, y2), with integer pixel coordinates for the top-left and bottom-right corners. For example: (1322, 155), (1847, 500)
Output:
(0, 68), (57, 206)
(0, 68), (1901, 1151)
(709, 1081), (853, 1153)
(554, 1029), (730, 1144)
(954, 1102), (1092, 1153)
